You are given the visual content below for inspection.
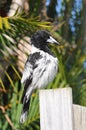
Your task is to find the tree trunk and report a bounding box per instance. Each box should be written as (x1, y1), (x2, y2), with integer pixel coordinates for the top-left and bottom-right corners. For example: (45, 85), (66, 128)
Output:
(83, 0), (86, 49)
(7, 0), (26, 16)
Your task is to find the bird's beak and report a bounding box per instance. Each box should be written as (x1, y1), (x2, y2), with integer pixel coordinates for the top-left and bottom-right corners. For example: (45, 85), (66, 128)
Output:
(47, 36), (60, 45)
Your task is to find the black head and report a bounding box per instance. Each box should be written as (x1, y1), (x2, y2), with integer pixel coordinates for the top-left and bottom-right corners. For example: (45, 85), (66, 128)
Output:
(31, 30), (59, 49)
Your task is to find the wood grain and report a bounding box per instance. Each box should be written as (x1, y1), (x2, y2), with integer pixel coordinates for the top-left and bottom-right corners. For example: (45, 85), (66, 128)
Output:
(73, 104), (86, 130)
(39, 88), (74, 130)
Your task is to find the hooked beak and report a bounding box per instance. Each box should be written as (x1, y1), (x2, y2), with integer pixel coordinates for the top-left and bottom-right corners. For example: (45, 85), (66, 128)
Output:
(47, 36), (60, 45)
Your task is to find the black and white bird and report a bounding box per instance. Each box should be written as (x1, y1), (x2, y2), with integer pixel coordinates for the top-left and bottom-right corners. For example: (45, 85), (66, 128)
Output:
(20, 30), (59, 123)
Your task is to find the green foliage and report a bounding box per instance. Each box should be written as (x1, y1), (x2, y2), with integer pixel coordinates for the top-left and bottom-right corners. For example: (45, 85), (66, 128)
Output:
(0, 12), (51, 130)
(0, 0), (86, 130)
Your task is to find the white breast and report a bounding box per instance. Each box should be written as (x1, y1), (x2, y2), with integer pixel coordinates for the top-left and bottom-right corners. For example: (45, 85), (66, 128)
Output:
(31, 50), (58, 89)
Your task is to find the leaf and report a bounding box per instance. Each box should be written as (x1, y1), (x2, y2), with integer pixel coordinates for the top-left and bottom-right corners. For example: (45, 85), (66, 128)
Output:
(0, 16), (3, 29)
(2, 17), (11, 29)
(11, 65), (21, 79)
(4, 71), (17, 93)
(0, 78), (6, 92)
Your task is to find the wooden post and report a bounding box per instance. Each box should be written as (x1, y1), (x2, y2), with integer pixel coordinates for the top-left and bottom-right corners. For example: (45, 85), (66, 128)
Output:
(39, 88), (74, 130)
(73, 104), (86, 130)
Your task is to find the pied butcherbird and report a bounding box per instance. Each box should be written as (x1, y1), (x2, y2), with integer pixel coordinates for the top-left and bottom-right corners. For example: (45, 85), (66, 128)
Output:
(20, 30), (60, 123)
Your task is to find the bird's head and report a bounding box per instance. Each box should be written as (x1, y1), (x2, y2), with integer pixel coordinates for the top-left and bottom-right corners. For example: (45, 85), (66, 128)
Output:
(31, 30), (60, 50)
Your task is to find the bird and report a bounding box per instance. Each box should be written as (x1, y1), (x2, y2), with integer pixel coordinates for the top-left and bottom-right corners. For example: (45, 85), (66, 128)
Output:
(20, 30), (60, 123)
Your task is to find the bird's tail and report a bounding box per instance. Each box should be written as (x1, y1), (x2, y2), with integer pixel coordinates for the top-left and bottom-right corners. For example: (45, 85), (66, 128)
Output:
(20, 99), (30, 124)
(20, 83), (34, 123)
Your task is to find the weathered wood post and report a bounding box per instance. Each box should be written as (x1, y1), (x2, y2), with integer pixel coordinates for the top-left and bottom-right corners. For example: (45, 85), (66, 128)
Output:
(73, 104), (86, 130)
(39, 88), (74, 130)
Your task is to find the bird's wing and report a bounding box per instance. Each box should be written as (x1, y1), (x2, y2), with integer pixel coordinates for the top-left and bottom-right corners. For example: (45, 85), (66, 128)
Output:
(21, 52), (42, 84)
(21, 59), (33, 85)
(21, 52), (42, 103)
(21, 56), (33, 103)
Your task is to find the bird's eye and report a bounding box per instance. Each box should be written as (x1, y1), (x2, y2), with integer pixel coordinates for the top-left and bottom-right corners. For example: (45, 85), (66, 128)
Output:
(47, 36), (50, 39)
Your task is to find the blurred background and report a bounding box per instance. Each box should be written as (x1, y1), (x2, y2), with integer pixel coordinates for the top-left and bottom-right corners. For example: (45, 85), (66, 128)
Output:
(0, 0), (86, 130)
